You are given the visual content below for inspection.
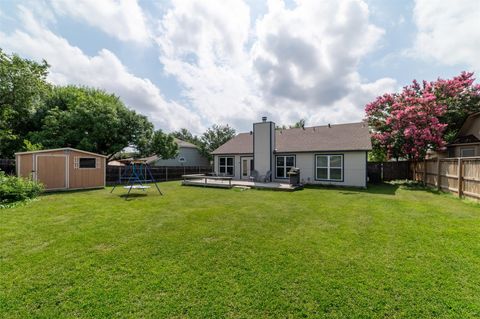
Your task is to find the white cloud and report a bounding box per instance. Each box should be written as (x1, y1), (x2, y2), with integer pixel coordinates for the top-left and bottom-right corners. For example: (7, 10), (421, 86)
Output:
(50, 0), (151, 44)
(157, 0), (395, 131)
(0, 6), (203, 132)
(252, 0), (385, 106)
(413, 0), (480, 72)
(157, 0), (264, 129)
(1, 0), (397, 133)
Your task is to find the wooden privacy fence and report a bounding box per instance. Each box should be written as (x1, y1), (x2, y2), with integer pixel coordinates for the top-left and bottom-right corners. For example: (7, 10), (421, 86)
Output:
(106, 165), (213, 185)
(411, 157), (480, 200)
(367, 161), (411, 183)
(0, 159), (15, 175)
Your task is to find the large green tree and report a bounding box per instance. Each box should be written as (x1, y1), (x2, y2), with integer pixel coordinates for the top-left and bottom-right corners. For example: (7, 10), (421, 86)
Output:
(149, 130), (179, 160)
(171, 128), (200, 146)
(30, 86), (154, 160)
(0, 49), (50, 158)
(199, 124), (236, 160)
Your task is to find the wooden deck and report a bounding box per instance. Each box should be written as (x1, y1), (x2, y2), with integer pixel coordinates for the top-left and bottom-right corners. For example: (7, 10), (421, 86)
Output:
(181, 174), (302, 191)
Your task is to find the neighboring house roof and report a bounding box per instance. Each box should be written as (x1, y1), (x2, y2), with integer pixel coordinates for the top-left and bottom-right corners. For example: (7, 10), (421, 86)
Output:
(174, 138), (198, 149)
(447, 112), (480, 146)
(450, 134), (480, 145)
(212, 122), (372, 155)
(15, 147), (108, 158)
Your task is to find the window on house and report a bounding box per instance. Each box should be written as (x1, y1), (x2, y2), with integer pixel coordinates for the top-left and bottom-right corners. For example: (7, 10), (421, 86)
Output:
(219, 157), (234, 176)
(79, 158), (96, 168)
(315, 155), (343, 181)
(276, 155), (295, 178)
(460, 148), (475, 157)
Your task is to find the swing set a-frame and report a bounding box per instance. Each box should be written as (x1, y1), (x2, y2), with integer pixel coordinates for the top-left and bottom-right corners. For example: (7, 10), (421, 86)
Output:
(110, 160), (162, 199)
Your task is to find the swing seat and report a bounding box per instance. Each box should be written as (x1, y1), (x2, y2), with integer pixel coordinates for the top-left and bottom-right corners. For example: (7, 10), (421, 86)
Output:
(123, 185), (151, 189)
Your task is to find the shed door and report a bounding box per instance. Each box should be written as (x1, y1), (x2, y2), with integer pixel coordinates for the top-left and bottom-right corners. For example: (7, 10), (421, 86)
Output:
(36, 155), (67, 190)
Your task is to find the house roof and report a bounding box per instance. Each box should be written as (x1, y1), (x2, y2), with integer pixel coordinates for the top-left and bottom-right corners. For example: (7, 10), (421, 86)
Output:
(211, 122), (372, 155)
(449, 112), (480, 144)
(450, 134), (480, 145)
(174, 138), (198, 149)
(15, 147), (107, 158)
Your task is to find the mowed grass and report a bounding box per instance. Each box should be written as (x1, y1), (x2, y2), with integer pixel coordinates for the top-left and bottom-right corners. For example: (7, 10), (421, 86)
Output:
(1, 182), (479, 318)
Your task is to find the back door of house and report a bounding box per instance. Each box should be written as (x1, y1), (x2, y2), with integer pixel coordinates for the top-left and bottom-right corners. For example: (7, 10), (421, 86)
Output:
(36, 155), (68, 190)
(241, 157), (253, 179)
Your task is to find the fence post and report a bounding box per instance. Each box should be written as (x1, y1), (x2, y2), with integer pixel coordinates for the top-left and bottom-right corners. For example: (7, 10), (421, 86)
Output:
(458, 158), (463, 198)
(423, 159), (427, 186)
(436, 158), (441, 190)
(166, 167), (168, 181)
(412, 161), (416, 181)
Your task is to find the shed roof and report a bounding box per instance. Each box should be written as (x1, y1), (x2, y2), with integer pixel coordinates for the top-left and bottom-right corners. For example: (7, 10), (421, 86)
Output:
(211, 122), (372, 155)
(15, 147), (108, 158)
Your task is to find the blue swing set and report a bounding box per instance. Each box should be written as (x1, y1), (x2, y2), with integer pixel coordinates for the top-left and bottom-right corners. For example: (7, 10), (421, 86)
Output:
(110, 160), (162, 199)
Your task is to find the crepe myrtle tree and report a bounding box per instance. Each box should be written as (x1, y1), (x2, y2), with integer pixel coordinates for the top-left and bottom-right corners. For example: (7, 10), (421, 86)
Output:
(365, 71), (480, 161)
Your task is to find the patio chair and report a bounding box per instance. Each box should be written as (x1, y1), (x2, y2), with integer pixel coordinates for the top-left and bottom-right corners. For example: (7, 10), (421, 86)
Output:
(249, 170), (259, 182)
(259, 170), (272, 183)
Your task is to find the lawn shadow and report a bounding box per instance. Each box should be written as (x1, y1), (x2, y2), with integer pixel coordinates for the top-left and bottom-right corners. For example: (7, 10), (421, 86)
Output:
(363, 183), (399, 195)
(392, 180), (443, 195)
(304, 183), (399, 196)
(119, 193), (148, 200)
(41, 188), (104, 197)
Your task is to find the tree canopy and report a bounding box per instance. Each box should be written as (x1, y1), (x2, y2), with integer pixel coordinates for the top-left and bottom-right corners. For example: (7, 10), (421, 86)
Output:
(171, 128), (200, 146)
(199, 124), (236, 160)
(0, 50), (164, 160)
(365, 72), (480, 160)
(29, 86), (154, 160)
(149, 130), (179, 160)
(0, 49), (50, 158)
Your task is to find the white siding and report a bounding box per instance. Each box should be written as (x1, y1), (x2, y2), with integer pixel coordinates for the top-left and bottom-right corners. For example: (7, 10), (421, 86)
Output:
(272, 151), (368, 188)
(214, 154), (251, 179)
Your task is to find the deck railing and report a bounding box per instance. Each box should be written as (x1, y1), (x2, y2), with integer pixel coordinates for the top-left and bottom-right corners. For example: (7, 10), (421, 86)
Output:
(181, 174), (233, 188)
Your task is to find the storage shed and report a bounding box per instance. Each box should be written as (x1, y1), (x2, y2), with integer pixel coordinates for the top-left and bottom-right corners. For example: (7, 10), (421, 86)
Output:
(15, 148), (106, 191)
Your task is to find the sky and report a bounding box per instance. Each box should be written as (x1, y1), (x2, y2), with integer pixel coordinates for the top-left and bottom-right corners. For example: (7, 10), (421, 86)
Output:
(1, 0), (479, 134)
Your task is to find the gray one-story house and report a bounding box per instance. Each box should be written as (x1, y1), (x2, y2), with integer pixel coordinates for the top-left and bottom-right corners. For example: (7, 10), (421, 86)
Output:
(143, 138), (210, 167)
(211, 117), (371, 187)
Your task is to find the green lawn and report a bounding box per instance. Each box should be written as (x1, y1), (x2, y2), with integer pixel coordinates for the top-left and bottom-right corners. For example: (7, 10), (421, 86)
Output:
(1, 182), (479, 318)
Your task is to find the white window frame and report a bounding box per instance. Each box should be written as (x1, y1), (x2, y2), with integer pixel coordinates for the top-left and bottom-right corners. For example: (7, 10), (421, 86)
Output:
(460, 148), (475, 157)
(315, 154), (343, 181)
(75, 157), (98, 169)
(218, 156), (234, 176)
(275, 155), (295, 179)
